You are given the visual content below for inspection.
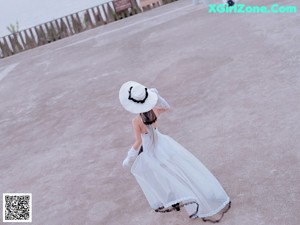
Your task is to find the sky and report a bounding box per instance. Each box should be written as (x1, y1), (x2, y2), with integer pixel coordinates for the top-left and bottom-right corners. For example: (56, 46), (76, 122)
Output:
(0, 0), (111, 37)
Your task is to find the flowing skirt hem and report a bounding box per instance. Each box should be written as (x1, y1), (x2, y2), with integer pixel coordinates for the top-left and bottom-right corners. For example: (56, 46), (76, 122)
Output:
(196, 197), (230, 218)
(152, 196), (231, 219)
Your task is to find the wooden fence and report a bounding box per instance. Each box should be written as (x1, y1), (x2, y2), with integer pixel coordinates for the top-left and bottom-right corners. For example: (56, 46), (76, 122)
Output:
(0, 0), (177, 59)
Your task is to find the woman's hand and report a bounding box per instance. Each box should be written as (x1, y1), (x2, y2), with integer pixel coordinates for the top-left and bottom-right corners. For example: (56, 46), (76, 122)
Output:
(122, 146), (139, 168)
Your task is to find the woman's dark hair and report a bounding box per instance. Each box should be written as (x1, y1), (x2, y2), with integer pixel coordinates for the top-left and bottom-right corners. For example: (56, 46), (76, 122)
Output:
(140, 110), (157, 125)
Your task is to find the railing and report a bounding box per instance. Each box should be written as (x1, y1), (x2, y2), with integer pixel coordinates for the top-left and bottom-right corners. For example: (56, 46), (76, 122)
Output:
(0, 0), (177, 59)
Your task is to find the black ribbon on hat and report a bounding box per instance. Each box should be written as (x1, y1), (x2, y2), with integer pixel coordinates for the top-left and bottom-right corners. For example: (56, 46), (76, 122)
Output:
(227, 0), (235, 6)
(128, 86), (148, 103)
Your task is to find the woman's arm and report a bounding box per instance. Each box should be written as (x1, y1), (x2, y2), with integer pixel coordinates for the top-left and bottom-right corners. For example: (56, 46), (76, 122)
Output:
(121, 118), (141, 168)
(153, 108), (168, 117)
(132, 118), (142, 150)
(150, 88), (170, 116)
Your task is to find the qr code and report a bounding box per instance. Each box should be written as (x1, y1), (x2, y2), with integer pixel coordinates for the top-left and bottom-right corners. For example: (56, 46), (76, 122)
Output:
(3, 193), (32, 222)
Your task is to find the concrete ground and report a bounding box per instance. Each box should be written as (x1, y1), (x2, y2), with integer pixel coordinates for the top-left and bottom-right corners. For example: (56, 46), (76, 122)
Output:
(1, 0), (300, 224)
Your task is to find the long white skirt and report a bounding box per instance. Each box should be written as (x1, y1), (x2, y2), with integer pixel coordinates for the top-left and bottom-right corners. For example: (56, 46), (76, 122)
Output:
(131, 128), (230, 218)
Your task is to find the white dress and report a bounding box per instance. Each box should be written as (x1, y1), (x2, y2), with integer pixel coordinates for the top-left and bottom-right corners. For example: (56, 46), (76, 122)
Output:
(131, 126), (230, 219)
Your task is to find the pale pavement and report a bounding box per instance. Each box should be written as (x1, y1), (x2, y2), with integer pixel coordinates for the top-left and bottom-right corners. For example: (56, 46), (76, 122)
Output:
(0, 0), (300, 224)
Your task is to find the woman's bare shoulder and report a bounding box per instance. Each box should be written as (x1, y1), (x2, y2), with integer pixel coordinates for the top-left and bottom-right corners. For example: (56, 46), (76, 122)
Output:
(132, 115), (145, 133)
(132, 115), (142, 125)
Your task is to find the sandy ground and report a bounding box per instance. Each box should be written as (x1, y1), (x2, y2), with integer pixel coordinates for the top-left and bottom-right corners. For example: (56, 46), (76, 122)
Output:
(1, 0), (300, 224)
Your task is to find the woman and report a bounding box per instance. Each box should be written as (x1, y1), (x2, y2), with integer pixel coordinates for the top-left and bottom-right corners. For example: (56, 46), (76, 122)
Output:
(119, 81), (231, 222)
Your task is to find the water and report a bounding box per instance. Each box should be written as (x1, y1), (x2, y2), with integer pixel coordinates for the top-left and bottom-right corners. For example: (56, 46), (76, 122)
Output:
(0, 0), (111, 37)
